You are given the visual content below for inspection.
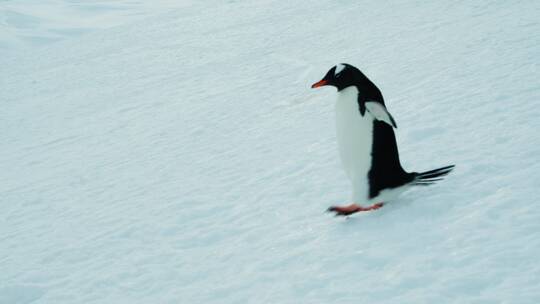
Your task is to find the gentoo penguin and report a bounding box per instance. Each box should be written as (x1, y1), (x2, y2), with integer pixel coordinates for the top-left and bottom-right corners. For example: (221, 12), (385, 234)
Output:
(311, 63), (454, 216)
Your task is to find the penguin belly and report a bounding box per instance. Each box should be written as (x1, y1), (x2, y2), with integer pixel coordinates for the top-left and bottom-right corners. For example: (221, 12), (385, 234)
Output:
(335, 86), (374, 203)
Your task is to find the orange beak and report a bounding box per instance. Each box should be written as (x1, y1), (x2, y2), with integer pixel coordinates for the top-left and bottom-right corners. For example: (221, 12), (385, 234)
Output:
(311, 79), (328, 88)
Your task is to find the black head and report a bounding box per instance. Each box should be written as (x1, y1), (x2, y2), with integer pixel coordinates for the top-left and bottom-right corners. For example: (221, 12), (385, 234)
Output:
(311, 63), (360, 91)
(311, 63), (384, 103)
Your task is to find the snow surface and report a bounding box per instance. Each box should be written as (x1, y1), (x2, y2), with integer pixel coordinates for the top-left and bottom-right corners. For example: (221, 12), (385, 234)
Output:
(0, 0), (193, 54)
(2, 1), (540, 303)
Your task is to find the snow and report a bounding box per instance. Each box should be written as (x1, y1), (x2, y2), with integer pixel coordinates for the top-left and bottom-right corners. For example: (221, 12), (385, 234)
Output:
(0, 0), (194, 54)
(2, 1), (540, 303)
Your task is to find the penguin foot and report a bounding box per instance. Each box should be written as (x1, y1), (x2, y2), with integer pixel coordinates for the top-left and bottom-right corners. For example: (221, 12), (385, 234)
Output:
(327, 203), (384, 216)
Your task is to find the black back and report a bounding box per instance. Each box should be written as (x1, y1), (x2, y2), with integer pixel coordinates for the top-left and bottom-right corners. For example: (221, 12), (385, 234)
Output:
(353, 68), (413, 198)
(368, 121), (413, 198)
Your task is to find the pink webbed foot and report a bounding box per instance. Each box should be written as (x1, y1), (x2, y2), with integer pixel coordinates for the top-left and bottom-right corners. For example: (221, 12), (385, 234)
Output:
(327, 203), (384, 216)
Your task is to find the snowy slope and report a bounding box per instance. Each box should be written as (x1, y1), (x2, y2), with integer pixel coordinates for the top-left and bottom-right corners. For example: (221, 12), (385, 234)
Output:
(0, 0), (193, 54)
(2, 1), (540, 303)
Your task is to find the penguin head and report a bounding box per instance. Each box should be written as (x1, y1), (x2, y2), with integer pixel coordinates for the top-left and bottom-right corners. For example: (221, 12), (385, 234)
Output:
(311, 63), (358, 91)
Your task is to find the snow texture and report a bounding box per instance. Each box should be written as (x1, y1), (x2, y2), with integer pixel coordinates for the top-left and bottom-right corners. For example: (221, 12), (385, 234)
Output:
(1, 1), (540, 303)
(0, 0), (193, 54)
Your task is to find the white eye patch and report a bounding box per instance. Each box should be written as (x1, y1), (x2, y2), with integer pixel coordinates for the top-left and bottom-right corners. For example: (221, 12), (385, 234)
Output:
(334, 64), (346, 76)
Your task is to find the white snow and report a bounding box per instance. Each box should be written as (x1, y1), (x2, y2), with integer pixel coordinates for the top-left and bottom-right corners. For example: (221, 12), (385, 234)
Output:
(2, 1), (540, 303)
(0, 0), (194, 54)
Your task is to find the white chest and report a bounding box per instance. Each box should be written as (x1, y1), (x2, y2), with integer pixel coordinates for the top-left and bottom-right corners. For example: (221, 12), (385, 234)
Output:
(335, 86), (374, 201)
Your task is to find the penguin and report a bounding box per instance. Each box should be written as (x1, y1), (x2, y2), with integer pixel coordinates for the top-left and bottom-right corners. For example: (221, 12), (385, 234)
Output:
(311, 63), (454, 216)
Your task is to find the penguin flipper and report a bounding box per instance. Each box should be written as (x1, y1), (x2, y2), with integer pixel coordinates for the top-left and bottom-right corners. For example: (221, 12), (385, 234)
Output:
(365, 101), (397, 128)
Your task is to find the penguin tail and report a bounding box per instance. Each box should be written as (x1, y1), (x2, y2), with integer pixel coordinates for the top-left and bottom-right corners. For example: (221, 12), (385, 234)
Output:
(411, 165), (455, 186)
